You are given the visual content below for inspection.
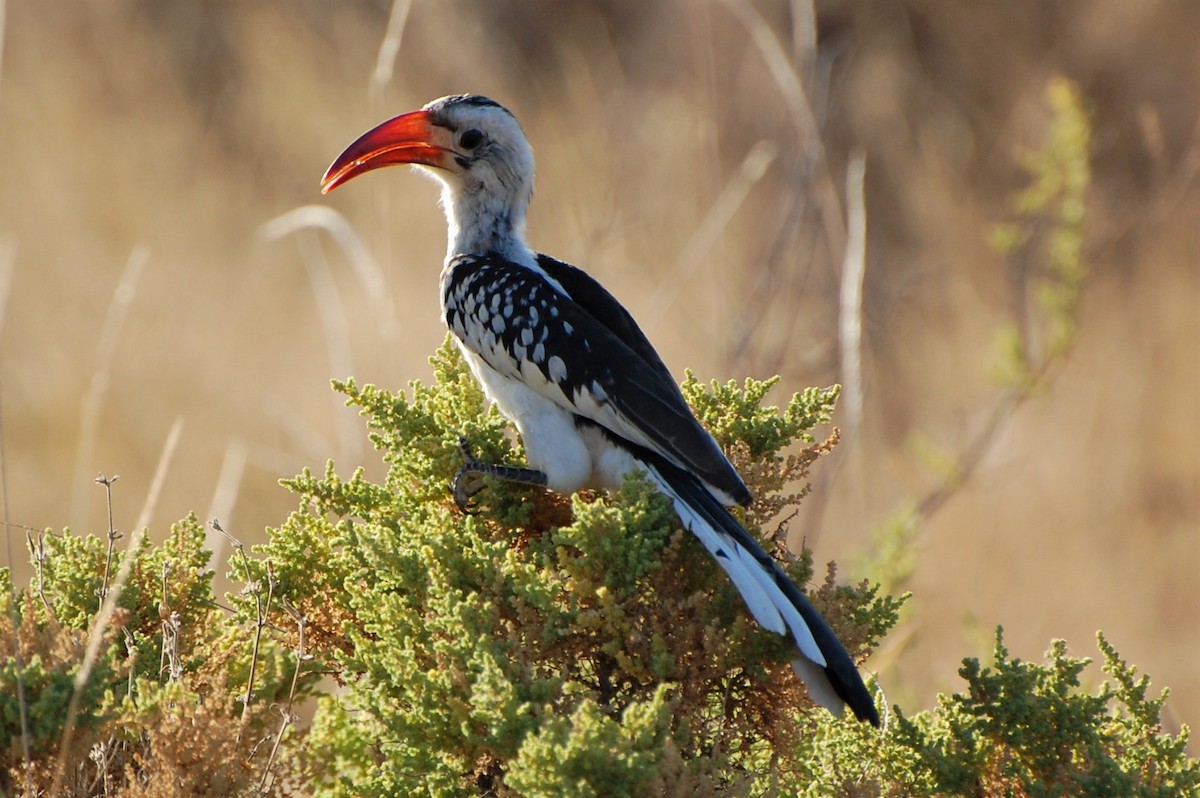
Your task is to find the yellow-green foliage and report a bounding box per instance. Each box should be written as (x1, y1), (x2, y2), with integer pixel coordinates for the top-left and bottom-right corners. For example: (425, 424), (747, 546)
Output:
(990, 77), (1092, 387)
(2, 516), (314, 796)
(274, 337), (896, 795)
(3, 340), (1195, 796)
(878, 631), (1198, 797)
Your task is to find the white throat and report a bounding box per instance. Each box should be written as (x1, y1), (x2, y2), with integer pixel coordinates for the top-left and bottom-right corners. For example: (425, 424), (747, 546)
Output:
(438, 174), (534, 265)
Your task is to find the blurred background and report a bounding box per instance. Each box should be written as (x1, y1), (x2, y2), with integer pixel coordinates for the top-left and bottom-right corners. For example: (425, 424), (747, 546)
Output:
(1, 0), (1196, 735)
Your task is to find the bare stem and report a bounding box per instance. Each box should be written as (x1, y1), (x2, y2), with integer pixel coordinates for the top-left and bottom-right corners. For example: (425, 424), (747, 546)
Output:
(122, 627), (137, 698)
(95, 473), (121, 614)
(159, 560), (183, 682)
(280, 599), (307, 718)
(258, 598), (307, 794)
(216, 518), (276, 737)
(27, 529), (59, 624)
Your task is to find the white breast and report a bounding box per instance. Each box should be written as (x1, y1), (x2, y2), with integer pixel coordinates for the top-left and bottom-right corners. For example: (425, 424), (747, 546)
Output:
(456, 341), (596, 494)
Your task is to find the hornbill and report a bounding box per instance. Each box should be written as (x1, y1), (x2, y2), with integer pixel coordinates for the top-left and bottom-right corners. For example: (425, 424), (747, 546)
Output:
(321, 94), (878, 725)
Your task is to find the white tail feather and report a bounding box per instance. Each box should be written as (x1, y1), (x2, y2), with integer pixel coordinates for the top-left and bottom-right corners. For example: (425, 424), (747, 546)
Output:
(671, 497), (787, 635)
(740, 557), (826, 666)
(649, 465), (829, 665)
(646, 462), (848, 714)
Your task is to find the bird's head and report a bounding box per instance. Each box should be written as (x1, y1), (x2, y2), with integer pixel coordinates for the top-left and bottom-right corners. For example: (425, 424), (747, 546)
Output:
(321, 95), (535, 258)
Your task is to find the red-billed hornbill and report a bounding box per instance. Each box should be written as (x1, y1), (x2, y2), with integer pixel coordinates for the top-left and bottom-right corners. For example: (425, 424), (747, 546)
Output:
(321, 94), (878, 725)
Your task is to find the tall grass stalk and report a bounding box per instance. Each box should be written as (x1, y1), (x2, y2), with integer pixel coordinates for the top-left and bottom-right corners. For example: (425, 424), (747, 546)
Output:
(646, 141), (776, 331)
(134, 417), (184, 532)
(263, 205), (401, 461)
(0, 241), (14, 337)
(70, 245), (152, 528)
(720, 0), (847, 267)
(370, 0), (414, 107)
(838, 151), (867, 443)
(262, 205), (396, 339)
(204, 439), (248, 567)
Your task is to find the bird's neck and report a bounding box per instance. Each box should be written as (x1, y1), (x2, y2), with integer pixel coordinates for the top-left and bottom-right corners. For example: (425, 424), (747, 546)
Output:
(442, 182), (533, 263)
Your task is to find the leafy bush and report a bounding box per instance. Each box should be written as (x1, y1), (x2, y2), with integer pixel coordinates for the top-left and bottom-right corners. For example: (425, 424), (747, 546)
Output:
(2, 340), (1194, 795)
(257, 338), (897, 795)
(2, 516), (312, 796)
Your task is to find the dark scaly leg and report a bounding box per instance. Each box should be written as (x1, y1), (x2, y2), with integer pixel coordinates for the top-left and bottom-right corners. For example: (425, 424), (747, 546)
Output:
(452, 437), (548, 512)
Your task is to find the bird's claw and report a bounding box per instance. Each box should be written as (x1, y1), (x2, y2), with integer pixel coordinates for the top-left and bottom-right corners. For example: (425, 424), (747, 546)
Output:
(452, 469), (486, 514)
(452, 437), (486, 513)
(450, 436), (550, 513)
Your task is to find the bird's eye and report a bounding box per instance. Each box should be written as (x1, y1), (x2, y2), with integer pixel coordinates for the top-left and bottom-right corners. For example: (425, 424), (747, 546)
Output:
(459, 128), (485, 150)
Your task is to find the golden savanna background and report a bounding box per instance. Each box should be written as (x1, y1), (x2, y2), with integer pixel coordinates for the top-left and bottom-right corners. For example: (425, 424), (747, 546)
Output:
(2, 0), (1196, 736)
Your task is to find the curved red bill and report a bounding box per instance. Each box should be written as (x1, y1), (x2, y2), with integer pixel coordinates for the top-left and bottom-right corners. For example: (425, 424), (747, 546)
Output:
(320, 110), (446, 194)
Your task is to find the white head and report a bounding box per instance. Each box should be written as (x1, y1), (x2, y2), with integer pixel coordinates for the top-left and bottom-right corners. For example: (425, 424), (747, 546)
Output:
(322, 94), (536, 261)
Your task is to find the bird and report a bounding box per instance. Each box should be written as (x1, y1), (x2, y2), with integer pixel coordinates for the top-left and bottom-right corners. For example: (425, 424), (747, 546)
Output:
(320, 93), (878, 726)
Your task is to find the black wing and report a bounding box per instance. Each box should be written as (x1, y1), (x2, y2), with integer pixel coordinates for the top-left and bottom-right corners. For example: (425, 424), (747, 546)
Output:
(443, 253), (750, 505)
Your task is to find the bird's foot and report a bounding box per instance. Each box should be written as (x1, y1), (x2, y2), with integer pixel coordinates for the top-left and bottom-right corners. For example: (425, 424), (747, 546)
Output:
(452, 437), (549, 513)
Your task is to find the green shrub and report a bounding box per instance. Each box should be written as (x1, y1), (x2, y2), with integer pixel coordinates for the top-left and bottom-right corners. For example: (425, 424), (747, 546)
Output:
(268, 337), (896, 796)
(1, 517), (314, 796)
(3, 339), (1194, 796)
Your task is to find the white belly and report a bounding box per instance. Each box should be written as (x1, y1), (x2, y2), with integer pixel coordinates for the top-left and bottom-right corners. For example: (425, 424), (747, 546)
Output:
(458, 344), (600, 493)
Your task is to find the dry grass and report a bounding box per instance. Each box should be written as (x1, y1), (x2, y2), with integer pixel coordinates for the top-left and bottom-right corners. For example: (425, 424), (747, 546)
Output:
(1, 0), (1196, 751)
